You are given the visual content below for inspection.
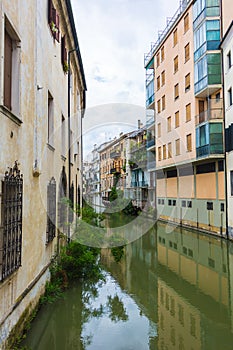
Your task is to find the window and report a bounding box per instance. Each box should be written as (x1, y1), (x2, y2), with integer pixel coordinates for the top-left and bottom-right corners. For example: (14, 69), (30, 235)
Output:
(158, 123), (161, 138)
(175, 111), (180, 128)
(156, 52), (160, 67)
(161, 70), (165, 86)
(157, 99), (161, 113)
(48, 0), (60, 41)
(176, 139), (180, 155)
(0, 162), (23, 281)
(231, 171), (233, 196)
(228, 87), (232, 107)
(185, 43), (190, 62)
(185, 73), (191, 92)
(158, 146), (162, 161)
(174, 55), (179, 73)
(216, 92), (220, 102)
(174, 83), (179, 100)
(61, 115), (66, 156)
(167, 116), (172, 132)
(157, 76), (160, 90)
(162, 95), (166, 110)
(48, 91), (54, 147)
(186, 103), (191, 122)
(221, 203), (224, 212)
(207, 201), (213, 210)
(163, 145), (167, 159)
(184, 13), (189, 33)
(161, 46), (165, 62)
(227, 50), (232, 69)
(187, 134), (192, 152)
(4, 20), (20, 115)
(182, 200), (186, 207)
(173, 28), (178, 46)
(47, 177), (56, 243)
(168, 142), (172, 158)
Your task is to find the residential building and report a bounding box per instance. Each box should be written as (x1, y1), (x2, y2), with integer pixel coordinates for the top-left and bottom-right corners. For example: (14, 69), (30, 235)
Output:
(144, 0), (233, 235)
(0, 0), (86, 347)
(99, 134), (128, 203)
(124, 125), (149, 209)
(221, 21), (233, 239)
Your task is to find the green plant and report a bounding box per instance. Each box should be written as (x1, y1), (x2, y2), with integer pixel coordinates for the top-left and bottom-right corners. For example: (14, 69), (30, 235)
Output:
(50, 21), (58, 33)
(63, 60), (69, 74)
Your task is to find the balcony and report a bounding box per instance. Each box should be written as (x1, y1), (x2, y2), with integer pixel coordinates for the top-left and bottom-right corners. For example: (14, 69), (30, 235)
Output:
(148, 160), (156, 170)
(195, 106), (223, 125)
(196, 144), (223, 158)
(110, 167), (121, 174)
(131, 181), (148, 188)
(147, 138), (155, 149)
(110, 150), (121, 159)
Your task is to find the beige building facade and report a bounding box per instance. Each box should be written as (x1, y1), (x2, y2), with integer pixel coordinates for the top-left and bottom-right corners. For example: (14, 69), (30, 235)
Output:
(145, 0), (233, 235)
(0, 0), (86, 347)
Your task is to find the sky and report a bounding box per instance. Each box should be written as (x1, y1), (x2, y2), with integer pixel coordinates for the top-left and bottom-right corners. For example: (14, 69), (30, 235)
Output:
(71, 0), (180, 156)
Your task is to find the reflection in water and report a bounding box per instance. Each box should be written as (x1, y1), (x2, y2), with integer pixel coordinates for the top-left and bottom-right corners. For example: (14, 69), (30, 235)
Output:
(21, 222), (233, 349)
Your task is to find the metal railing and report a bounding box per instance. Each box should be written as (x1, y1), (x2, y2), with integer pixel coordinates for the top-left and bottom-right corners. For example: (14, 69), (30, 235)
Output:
(144, 0), (190, 67)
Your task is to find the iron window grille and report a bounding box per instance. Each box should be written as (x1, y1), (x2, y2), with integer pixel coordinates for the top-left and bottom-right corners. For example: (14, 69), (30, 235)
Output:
(0, 161), (23, 282)
(46, 177), (56, 243)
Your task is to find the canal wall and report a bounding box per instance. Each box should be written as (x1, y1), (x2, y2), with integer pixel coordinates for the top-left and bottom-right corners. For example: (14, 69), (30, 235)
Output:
(0, 266), (50, 350)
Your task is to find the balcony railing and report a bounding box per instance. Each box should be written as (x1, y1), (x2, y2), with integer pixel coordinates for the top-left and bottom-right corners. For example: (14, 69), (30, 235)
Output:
(146, 94), (155, 107)
(195, 107), (223, 125)
(148, 160), (156, 170)
(196, 144), (223, 158)
(131, 181), (148, 188)
(110, 150), (121, 159)
(147, 138), (155, 148)
(110, 167), (121, 174)
(144, 0), (190, 67)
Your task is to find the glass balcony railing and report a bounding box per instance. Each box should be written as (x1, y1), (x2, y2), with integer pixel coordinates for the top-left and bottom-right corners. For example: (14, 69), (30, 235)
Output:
(147, 138), (155, 148)
(195, 107), (223, 125)
(131, 181), (148, 188)
(196, 144), (223, 158)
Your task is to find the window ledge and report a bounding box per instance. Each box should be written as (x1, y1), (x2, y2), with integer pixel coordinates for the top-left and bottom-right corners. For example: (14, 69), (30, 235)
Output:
(47, 143), (55, 151)
(61, 155), (67, 161)
(0, 105), (22, 126)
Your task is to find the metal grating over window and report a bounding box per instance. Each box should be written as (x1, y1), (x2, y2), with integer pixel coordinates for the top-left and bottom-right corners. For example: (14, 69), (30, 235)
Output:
(46, 177), (56, 243)
(0, 161), (23, 281)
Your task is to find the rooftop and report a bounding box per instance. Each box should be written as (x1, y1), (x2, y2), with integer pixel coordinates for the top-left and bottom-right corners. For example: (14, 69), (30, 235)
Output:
(144, 0), (192, 68)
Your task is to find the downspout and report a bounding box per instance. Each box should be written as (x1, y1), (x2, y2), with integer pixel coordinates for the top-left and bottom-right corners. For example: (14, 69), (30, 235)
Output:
(220, 0), (229, 239)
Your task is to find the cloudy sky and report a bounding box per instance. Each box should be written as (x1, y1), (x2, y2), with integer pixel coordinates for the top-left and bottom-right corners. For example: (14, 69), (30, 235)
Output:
(71, 0), (180, 155)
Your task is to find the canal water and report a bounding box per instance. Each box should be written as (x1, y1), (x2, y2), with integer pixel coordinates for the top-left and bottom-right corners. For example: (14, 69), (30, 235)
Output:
(21, 222), (233, 349)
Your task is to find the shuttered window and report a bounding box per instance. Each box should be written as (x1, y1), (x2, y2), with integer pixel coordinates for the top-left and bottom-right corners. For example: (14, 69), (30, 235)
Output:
(186, 103), (191, 122)
(174, 55), (179, 73)
(174, 83), (179, 100)
(184, 13), (189, 33)
(185, 43), (190, 62)
(158, 123), (161, 138)
(162, 95), (166, 110)
(158, 147), (162, 161)
(173, 28), (178, 46)
(167, 116), (171, 132)
(168, 142), (172, 158)
(176, 139), (180, 155)
(163, 145), (167, 160)
(61, 35), (68, 71)
(157, 75), (160, 90)
(187, 134), (192, 152)
(185, 73), (191, 91)
(175, 111), (180, 128)
(157, 99), (161, 113)
(4, 30), (12, 110)
(48, 0), (60, 42)
(161, 70), (165, 86)
(161, 46), (165, 62)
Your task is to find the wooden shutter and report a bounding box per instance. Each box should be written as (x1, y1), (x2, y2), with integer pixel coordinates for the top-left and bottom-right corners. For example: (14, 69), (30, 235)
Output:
(48, 0), (53, 23)
(55, 13), (60, 42)
(61, 35), (67, 65)
(4, 31), (12, 110)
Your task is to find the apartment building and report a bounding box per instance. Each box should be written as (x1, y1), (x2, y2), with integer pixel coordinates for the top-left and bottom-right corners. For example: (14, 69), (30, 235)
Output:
(124, 126), (149, 209)
(221, 21), (233, 239)
(145, 0), (233, 235)
(0, 0), (86, 347)
(100, 134), (128, 202)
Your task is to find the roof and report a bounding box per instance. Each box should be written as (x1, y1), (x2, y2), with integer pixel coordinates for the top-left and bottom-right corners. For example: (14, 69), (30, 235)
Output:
(65, 0), (87, 92)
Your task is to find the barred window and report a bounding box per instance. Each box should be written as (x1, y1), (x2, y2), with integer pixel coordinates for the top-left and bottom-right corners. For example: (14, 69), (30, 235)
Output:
(46, 177), (56, 243)
(0, 162), (23, 282)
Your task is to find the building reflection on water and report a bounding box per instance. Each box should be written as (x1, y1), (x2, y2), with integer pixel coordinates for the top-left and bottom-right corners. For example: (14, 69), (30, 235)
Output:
(103, 221), (233, 349)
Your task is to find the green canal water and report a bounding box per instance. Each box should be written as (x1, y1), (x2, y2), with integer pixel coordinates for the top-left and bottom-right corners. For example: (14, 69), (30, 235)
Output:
(21, 221), (233, 349)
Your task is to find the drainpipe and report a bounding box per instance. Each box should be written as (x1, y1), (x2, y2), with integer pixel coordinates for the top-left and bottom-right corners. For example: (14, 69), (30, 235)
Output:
(68, 47), (79, 242)
(220, 0), (229, 239)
